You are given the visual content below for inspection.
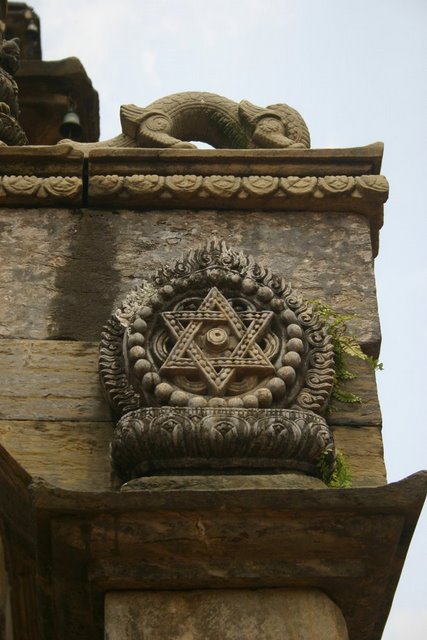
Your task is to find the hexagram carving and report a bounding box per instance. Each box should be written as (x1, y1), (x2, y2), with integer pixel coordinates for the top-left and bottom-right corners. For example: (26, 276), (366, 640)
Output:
(99, 241), (337, 482)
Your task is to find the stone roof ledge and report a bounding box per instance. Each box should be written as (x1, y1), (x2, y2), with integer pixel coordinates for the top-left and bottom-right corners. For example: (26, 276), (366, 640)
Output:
(0, 142), (387, 255)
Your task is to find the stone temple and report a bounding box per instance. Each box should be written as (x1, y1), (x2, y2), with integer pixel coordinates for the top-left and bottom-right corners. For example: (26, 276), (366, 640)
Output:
(0, 2), (425, 639)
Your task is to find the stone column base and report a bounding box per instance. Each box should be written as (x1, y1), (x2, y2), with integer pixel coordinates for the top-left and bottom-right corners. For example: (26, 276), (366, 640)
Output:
(105, 588), (348, 640)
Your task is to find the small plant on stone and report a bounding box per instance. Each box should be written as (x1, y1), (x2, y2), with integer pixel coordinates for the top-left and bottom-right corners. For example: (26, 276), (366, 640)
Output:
(311, 300), (383, 405)
(318, 449), (352, 488)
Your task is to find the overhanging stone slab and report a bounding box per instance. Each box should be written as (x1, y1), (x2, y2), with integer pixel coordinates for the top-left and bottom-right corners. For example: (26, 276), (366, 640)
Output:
(2, 462), (422, 640)
(87, 143), (384, 176)
(0, 438), (426, 640)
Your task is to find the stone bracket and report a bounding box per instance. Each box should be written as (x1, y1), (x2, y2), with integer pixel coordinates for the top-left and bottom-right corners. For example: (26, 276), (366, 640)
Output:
(0, 443), (425, 640)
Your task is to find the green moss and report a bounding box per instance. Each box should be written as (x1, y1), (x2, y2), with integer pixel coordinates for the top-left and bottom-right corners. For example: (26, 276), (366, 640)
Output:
(318, 450), (352, 488)
(310, 299), (383, 406)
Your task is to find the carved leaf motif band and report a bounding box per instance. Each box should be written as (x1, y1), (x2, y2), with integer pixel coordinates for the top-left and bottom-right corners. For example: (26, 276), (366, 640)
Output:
(89, 173), (388, 202)
(0, 175), (82, 200)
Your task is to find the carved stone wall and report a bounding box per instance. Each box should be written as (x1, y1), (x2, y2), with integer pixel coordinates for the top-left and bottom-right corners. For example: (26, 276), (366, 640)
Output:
(0, 143), (387, 491)
(2, 132), (420, 640)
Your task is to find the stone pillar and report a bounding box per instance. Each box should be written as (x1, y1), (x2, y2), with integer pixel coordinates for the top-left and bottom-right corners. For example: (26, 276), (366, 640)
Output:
(105, 589), (348, 640)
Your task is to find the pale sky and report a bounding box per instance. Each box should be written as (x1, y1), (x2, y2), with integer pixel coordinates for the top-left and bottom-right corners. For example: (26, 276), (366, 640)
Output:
(30, 1), (427, 638)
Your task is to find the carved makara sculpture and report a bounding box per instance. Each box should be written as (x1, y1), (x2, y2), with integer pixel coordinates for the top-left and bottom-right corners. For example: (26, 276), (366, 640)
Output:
(100, 242), (336, 482)
(65, 92), (310, 150)
(120, 93), (310, 149)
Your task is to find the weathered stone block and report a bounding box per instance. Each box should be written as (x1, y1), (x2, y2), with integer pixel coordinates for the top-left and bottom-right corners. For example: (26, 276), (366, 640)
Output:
(0, 339), (111, 421)
(0, 339), (380, 426)
(0, 208), (380, 351)
(328, 357), (382, 427)
(121, 474), (326, 492)
(0, 421), (112, 491)
(332, 425), (386, 486)
(0, 338), (385, 490)
(104, 589), (349, 640)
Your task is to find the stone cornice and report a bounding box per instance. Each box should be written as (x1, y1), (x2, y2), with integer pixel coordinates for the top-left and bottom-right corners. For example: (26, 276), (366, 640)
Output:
(87, 143), (385, 175)
(88, 143), (387, 257)
(0, 142), (387, 254)
(0, 143), (83, 205)
(0, 143), (83, 176)
(89, 172), (387, 255)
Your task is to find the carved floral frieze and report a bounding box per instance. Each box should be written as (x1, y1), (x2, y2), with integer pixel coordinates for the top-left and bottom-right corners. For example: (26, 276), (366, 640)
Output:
(0, 175), (82, 201)
(90, 173), (388, 203)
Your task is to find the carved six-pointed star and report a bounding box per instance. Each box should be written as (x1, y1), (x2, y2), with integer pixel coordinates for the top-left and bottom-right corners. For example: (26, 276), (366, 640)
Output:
(160, 287), (274, 395)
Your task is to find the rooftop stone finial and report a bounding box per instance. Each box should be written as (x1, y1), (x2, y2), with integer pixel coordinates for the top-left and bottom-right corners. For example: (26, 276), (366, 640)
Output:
(0, 1), (27, 146)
